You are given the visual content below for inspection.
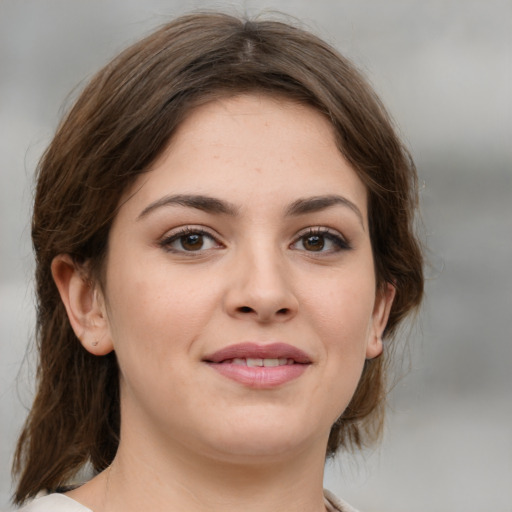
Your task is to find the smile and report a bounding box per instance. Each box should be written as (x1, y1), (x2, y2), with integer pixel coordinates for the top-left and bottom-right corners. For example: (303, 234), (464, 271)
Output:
(229, 358), (293, 367)
(203, 343), (311, 388)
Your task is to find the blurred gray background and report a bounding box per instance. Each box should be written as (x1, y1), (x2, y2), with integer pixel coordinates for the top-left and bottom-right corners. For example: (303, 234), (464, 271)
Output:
(1, 1), (510, 511)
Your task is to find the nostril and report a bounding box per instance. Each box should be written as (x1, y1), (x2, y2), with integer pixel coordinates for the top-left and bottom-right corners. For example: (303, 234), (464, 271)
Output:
(238, 306), (254, 314)
(276, 308), (289, 315)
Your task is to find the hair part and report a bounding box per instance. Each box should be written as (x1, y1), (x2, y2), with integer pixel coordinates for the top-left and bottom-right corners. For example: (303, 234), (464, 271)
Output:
(13, 12), (423, 504)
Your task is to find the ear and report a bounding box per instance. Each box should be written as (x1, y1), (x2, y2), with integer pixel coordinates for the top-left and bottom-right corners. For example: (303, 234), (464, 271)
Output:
(366, 282), (396, 359)
(51, 254), (113, 356)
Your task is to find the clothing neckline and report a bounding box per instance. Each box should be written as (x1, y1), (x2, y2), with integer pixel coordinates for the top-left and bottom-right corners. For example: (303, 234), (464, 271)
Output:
(24, 488), (357, 512)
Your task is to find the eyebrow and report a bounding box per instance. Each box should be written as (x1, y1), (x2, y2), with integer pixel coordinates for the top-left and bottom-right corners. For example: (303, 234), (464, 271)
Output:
(137, 192), (364, 227)
(285, 195), (364, 227)
(137, 194), (239, 220)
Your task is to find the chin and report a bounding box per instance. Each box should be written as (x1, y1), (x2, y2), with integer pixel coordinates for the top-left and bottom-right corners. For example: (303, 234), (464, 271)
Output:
(195, 414), (328, 463)
(204, 437), (308, 464)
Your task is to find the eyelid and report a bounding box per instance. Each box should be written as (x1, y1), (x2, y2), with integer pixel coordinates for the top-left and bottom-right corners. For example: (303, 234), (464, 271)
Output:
(158, 225), (224, 253)
(290, 226), (351, 252)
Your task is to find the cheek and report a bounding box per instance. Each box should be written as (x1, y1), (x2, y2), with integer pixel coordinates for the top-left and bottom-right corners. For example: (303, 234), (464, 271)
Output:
(314, 286), (376, 422)
(103, 260), (216, 373)
(301, 264), (376, 401)
(306, 267), (376, 343)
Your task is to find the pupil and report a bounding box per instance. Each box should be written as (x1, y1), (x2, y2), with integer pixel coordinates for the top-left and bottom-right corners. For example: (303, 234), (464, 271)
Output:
(182, 234), (203, 250)
(305, 235), (324, 251)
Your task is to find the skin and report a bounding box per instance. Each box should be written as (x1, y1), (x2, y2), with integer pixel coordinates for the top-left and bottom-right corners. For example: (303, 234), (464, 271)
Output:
(53, 94), (395, 512)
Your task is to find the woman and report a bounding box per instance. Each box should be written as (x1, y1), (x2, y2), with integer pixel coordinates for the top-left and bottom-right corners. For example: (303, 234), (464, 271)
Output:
(13, 12), (423, 512)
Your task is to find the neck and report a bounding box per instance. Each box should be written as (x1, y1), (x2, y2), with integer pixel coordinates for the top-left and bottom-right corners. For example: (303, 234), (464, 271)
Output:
(70, 425), (329, 512)
(112, 438), (327, 512)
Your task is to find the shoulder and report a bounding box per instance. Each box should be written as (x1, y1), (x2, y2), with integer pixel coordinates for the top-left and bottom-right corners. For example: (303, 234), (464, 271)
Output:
(17, 489), (355, 512)
(16, 494), (92, 512)
(324, 488), (361, 512)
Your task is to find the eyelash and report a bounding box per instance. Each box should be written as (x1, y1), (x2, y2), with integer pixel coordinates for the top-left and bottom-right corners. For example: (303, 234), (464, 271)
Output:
(159, 225), (350, 255)
(158, 227), (222, 254)
(291, 228), (351, 254)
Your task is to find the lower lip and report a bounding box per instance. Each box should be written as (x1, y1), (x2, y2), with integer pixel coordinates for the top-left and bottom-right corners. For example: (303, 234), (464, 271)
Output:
(206, 362), (309, 389)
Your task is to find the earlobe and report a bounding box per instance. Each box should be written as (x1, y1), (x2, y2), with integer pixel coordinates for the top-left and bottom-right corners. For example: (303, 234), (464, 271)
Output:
(366, 282), (396, 359)
(51, 254), (113, 356)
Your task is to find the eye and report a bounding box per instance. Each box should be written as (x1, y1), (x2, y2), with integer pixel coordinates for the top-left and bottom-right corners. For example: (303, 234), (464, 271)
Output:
(159, 227), (222, 253)
(291, 228), (350, 253)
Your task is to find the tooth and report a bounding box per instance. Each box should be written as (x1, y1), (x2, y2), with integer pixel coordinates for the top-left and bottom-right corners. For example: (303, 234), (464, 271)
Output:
(246, 358), (263, 367)
(278, 358), (288, 365)
(287, 359), (295, 365)
(232, 358), (246, 366)
(263, 358), (279, 367)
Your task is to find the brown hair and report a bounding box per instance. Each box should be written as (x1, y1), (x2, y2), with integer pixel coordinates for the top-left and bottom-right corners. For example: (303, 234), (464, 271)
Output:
(13, 12), (423, 504)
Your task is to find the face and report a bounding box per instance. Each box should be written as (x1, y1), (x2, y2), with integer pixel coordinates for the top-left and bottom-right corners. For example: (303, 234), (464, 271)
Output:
(90, 95), (393, 463)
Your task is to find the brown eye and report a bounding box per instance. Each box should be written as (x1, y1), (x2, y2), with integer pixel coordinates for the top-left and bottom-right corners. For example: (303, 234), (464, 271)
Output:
(160, 228), (221, 253)
(180, 233), (204, 251)
(291, 228), (350, 254)
(302, 234), (325, 251)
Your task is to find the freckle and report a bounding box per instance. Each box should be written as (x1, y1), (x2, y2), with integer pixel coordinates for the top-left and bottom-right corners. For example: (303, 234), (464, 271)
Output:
(254, 167), (262, 174)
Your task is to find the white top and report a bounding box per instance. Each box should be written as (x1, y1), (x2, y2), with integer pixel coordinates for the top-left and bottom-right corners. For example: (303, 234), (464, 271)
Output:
(17, 494), (92, 511)
(17, 489), (359, 512)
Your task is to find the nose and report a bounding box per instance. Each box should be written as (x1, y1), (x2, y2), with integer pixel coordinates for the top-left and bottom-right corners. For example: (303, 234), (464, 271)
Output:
(223, 244), (299, 323)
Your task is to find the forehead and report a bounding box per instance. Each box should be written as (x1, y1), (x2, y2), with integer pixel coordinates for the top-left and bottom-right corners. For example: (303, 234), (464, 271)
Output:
(168, 93), (335, 156)
(119, 94), (368, 219)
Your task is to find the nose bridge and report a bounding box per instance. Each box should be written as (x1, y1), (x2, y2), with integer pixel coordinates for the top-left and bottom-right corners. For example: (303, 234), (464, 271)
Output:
(225, 235), (298, 322)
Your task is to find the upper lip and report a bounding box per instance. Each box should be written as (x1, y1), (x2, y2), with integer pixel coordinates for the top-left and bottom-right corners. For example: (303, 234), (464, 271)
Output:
(203, 342), (311, 364)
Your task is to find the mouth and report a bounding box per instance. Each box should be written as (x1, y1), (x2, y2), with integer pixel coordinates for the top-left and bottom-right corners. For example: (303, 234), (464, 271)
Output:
(203, 342), (311, 388)
(203, 342), (311, 364)
(221, 357), (296, 367)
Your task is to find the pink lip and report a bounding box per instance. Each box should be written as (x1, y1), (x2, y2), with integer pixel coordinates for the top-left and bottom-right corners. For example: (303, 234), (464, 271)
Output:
(203, 342), (311, 389)
(204, 342), (311, 364)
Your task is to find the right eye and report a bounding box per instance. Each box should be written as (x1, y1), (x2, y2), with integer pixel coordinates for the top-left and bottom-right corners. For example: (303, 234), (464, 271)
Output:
(290, 227), (351, 254)
(159, 227), (222, 253)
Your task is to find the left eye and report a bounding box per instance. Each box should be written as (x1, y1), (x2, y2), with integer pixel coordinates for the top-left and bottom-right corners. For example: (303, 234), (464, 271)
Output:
(160, 229), (220, 252)
(291, 229), (349, 253)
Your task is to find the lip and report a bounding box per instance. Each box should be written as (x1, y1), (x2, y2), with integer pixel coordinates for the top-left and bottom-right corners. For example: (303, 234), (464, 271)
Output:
(203, 342), (311, 389)
(203, 342), (311, 364)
